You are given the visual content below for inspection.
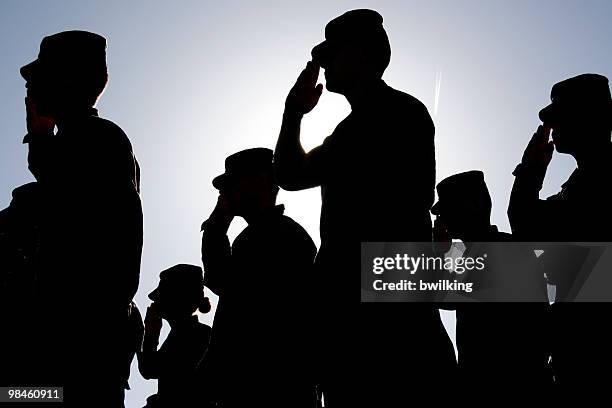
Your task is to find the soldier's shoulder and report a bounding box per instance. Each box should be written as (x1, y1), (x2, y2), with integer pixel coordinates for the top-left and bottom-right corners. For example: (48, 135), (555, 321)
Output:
(87, 116), (132, 148)
(279, 215), (316, 247)
(387, 86), (429, 113)
(278, 214), (306, 232)
(11, 182), (39, 199)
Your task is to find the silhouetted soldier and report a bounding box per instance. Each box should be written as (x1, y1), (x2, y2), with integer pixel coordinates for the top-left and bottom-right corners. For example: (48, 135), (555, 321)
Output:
(200, 148), (317, 408)
(508, 74), (612, 401)
(432, 171), (551, 402)
(4, 31), (143, 405)
(138, 264), (212, 408)
(0, 182), (41, 386)
(273, 9), (455, 406)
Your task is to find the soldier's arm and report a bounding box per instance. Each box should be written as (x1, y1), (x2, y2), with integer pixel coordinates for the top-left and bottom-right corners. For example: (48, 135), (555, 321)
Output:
(137, 305), (162, 380)
(405, 102), (436, 213)
(508, 163), (558, 240)
(376, 99), (435, 218)
(508, 126), (556, 240)
(274, 112), (328, 191)
(24, 97), (55, 180)
(85, 121), (143, 305)
(274, 61), (324, 191)
(201, 219), (232, 297)
(137, 346), (161, 380)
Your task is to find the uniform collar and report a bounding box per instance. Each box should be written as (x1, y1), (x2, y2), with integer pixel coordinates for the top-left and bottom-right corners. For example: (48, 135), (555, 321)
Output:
(349, 79), (389, 112)
(55, 107), (99, 133)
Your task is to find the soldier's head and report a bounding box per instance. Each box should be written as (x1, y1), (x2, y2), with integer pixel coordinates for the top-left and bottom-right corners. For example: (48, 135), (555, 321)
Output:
(212, 148), (279, 217)
(311, 9), (391, 94)
(431, 171), (492, 239)
(148, 264), (211, 321)
(20, 31), (109, 118)
(539, 74), (612, 156)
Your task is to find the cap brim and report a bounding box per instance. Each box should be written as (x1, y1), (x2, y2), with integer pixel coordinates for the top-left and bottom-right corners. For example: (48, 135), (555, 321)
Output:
(212, 173), (239, 190)
(20, 60), (40, 81)
(311, 41), (331, 66)
(539, 103), (555, 123)
(148, 288), (160, 302)
(212, 174), (227, 190)
(431, 201), (442, 215)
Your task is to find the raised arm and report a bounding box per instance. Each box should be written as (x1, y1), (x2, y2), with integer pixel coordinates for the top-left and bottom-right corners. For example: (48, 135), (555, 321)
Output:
(201, 194), (234, 297)
(137, 304), (163, 380)
(274, 61), (324, 191)
(508, 125), (556, 240)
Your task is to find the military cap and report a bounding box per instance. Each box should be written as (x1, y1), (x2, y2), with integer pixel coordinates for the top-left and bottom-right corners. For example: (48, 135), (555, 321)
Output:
(148, 264), (204, 302)
(212, 147), (274, 190)
(431, 170), (491, 215)
(20, 30), (108, 83)
(311, 9), (390, 69)
(539, 73), (611, 123)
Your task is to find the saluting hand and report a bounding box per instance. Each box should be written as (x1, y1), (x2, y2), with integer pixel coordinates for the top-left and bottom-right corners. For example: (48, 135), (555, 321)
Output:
(521, 125), (554, 169)
(285, 61), (324, 116)
(25, 97), (55, 136)
(208, 193), (234, 231)
(432, 217), (452, 256)
(144, 302), (163, 335)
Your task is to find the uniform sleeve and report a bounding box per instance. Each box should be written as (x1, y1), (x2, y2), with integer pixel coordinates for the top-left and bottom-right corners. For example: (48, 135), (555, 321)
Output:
(86, 123), (139, 193)
(379, 100), (436, 217)
(201, 221), (232, 297)
(303, 135), (332, 187)
(508, 163), (564, 240)
(68, 120), (143, 307)
(407, 103), (436, 212)
(137, 342), (162, 380)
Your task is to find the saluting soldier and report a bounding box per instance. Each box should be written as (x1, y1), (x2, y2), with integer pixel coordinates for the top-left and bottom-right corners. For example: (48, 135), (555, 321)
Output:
(508, 74), (612, 402)
(138, 264), (212, 408)
(433, 171), (552, 403)
(274, 9), (456, 406)
(8, 31), (143, 406)
(200, 148), (317, 408)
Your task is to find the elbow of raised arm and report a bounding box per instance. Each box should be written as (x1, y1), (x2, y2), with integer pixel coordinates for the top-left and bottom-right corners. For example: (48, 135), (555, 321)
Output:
(273, 165), (302, 191)
(137, 358), (158, 380)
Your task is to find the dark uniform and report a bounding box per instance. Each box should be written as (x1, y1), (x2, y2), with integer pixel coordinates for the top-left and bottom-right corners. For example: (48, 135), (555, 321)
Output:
(1, 31), (143, 406)
(0, 183), (42, 386)
(201, 204), (317, 408)
(508, 74), (612, 401)
(29, 108), (143, 402)
(138, 315), (211, 407)
(301, 70), (454, 407)
(454, 230), (551, 401)
(433, 171), (551, 402)
(139, 264), (212, 407)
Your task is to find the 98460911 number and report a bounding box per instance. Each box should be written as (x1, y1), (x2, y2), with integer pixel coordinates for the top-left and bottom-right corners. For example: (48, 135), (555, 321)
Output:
(1, 387), (63, 403)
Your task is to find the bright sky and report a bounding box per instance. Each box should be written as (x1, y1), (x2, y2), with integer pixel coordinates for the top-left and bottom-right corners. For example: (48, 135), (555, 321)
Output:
(1, 1), (611, 406)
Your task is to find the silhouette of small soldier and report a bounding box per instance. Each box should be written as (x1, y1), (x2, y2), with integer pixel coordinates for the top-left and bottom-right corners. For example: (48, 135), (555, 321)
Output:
(432, 171), (551, 401)
(274, 9), (455, 406)
(200, 148), (317, 408)
(508, 74), (612, 401)
(2, 31), (143, 405)
(137, 264), (212, 408)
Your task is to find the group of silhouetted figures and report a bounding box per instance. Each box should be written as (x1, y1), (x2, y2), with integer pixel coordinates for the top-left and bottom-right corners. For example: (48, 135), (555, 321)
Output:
(1, 8), (611, 408)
